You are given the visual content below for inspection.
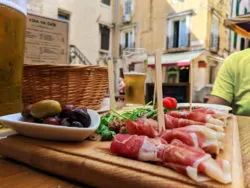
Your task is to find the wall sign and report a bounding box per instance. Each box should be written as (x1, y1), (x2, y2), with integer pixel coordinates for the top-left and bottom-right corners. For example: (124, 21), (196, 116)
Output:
(198, 60), (207, 68)
(24, 14), (69, 64)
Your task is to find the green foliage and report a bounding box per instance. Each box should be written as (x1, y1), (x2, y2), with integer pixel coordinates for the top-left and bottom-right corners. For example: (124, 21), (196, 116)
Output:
(96, 102), (158, 141)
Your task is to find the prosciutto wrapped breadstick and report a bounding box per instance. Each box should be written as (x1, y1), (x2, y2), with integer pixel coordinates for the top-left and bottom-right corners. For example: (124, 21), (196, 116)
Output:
(125, 118), (159, 138)
(165, 114), (224, 132)
(192, 107), (231, 123)
(125, 118), (224, 154)
(168, 111), (225, 127)
(110, 134), (231, 184)
(160, 125), (225, 154)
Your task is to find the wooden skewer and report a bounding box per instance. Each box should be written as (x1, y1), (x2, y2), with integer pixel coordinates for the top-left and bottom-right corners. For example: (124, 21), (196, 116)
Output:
(153, 82), (156, 107)
(189, 61), (193, 111)
(107, 58), (116, 110)
(155, 51), (165, 132)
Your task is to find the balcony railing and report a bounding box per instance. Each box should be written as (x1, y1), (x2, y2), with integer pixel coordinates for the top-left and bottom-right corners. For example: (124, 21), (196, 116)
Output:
(119, 42), (135, 55)
(69, 45), (92, 65)
(166, 33), (190, 50)
(210, 33), (220, 51)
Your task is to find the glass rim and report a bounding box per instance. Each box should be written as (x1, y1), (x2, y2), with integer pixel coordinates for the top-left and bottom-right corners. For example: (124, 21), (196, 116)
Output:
(0, 0), (27, 15)
(124, 72), (146, 75)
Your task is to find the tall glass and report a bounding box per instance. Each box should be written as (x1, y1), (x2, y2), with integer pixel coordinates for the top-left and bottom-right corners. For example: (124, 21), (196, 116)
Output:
(0, 0), (27, 115)
(122, 49), (148, 106)
(124, 72), (146, 105)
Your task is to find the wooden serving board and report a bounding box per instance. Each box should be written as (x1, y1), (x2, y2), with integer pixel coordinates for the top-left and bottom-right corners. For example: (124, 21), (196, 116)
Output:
(0, 116), (244, 188)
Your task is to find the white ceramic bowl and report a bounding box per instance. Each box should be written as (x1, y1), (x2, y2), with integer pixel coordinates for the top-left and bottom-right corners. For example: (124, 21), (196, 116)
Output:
(0, 109), (100, 141)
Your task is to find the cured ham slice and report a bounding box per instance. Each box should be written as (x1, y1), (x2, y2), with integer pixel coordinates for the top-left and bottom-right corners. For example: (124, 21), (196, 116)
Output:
(192, 107), (231, 123)
(168, 111), (225, 127)
(125, 119), (224, 154)
(110, 134), (231, 184)
(165, 114), (224, 132)
(125, 118), (159, 138)
(160, 125), (225, 154)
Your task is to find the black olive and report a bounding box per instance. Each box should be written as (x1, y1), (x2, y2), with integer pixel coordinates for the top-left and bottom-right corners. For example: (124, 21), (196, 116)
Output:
(22, 104), (32, 118)
(34, 118), (43, 124)
(44, 117), (61, 125)
(58, 107), (91, 128)
(71, 121), (84, 128)
(72, 108), (91, 127)
(61, 118), (70, 126)
(59, 104), (74, 118)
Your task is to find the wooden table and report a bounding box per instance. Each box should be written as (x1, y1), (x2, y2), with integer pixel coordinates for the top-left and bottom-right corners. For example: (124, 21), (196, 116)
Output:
(0, 116), (250, 187)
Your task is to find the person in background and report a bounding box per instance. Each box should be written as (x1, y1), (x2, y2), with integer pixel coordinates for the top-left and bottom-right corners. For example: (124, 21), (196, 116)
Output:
(119, 68), (125, 95)
(207, 48), (250, 116)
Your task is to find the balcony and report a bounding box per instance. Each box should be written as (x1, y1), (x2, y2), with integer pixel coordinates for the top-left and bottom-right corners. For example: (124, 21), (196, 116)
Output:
(119, 43), (135, 56)
(122, 14), (132, 23)
(210, 33), (220, 52)
(166, 33), (190, 52)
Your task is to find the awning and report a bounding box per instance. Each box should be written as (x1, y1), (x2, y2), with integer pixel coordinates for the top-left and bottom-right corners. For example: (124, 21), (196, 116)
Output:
(147, 50), (203, 67)
(224, 14), (250, 39)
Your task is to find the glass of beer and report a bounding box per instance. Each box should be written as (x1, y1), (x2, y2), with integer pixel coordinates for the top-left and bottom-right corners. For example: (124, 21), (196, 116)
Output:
(0, 0), (27, 115)
(123, 49), (148, 106)
(124, 72), (146, 105)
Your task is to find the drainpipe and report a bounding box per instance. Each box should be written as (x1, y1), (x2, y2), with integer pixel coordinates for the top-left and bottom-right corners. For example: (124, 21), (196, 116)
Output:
(114, 0), (120, 60)
(114, 0), (120, 94)
(228, 0), (234, 53)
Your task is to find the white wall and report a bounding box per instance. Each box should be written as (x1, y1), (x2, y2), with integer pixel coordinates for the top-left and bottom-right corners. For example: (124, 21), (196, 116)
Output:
(59, 0), (113, 64)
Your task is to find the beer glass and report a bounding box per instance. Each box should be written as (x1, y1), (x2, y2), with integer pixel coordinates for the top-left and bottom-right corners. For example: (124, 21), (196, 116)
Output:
(0, 0), (27, 115)
(122, 49), (148, 106)
(124, 72), (146, 105)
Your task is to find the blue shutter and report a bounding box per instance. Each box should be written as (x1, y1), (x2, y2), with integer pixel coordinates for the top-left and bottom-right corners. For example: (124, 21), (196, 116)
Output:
(179, 19), (188, 47)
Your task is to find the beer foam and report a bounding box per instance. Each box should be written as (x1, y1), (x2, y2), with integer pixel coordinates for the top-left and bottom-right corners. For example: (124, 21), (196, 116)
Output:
(0, 0), (27, 15)
(124, 72), (146, 75)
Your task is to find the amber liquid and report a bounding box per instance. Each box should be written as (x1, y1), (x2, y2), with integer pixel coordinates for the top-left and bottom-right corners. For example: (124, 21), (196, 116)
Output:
(124, 72), (146, 105)
(0, 3), (26, 115)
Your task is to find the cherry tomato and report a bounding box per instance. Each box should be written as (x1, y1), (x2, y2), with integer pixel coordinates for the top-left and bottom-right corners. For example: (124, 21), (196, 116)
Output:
(162, 97), (178, 109)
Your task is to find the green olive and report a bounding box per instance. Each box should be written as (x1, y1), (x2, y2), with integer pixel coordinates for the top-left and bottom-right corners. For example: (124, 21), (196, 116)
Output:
(31, 100), (62, 118)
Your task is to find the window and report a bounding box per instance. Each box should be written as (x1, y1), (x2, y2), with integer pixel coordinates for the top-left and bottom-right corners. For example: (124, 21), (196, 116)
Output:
(125, 0), (132, 15)
(128, 64), (135, 71)
(240, 38), (245, 50)
(101, 0), (110, 6)
(210, 14), (219, 49)
(167, 17), (189, 48)
(233, 33), (238, 49)
(100, 25), (110, 51)
(179, 66), (189, 83)
(121, 29), (135, 49)
(209, 66), (216, 84)
(58, 9), (70, 21)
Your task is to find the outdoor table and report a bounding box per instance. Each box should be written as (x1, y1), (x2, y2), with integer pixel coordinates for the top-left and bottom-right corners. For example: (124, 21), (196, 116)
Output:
(0, 115), (249, 187)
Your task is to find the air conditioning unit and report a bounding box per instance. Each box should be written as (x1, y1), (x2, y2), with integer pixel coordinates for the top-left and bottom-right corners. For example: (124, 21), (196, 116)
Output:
(123, 14), (132, 23)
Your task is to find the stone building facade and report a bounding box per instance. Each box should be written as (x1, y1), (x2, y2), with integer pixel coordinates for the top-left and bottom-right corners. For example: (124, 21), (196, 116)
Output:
(114, 0), (231, 102)
(27, 0), (114, 65)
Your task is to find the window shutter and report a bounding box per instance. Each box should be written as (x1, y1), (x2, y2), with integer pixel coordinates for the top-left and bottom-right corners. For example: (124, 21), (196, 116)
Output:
(211, 15), (219, 48)
(179, 19), (187, 47)
(167, 20), (174, 48)
(125, 0), (132, 15)
(121, 32), (125, 49)
(131, 0), (134, 15)
(130, 30), (135, 48)
(100, 26), (110, 50)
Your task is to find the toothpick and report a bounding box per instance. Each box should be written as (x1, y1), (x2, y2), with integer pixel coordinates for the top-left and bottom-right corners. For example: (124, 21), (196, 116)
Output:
(189, 61), (193, 111)
(108, 58), (115, 110)
(155, 51), (165, 132)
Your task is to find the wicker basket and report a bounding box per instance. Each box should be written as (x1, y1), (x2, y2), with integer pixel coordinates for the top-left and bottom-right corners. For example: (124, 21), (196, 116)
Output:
(22, 64), (108, 110)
